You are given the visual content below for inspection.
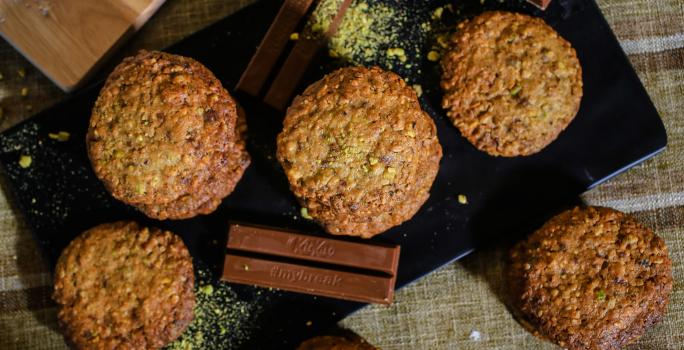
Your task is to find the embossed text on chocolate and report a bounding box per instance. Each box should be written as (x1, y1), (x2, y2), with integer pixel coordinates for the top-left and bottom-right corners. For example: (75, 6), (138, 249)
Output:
(286, 236), (336, 258)
(270, 265), (342, 286)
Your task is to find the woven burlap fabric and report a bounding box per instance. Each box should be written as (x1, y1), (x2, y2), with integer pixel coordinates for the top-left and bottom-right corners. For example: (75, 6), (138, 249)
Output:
(0, 0), (682, 349)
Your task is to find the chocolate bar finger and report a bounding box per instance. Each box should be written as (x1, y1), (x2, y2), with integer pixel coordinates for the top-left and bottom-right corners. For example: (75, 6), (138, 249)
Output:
(223, 254), (395, 304)
(236, 0), (316, 96)
(227, 223), (400, 275)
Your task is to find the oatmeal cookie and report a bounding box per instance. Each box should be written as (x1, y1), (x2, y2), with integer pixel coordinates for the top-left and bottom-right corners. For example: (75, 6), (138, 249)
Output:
(87, 50), (246, 219)
(53, 221), (195, 349)
(441, 11), (582, 156)
(509, 206), (673, 350)
(277, 66), (442, 238)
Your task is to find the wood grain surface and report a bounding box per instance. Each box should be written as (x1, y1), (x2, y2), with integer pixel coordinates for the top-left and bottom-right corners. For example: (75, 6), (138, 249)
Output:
(0, 0), (165, 91)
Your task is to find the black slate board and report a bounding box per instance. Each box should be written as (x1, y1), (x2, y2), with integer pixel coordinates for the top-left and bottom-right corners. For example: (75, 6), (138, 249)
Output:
(0, 0), (667, 348)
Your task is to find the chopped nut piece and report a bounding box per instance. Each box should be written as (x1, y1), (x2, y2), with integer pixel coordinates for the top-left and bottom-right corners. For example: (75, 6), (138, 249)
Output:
(386, 47), (407, 62)
(432, 7), (443, 20)
(436, 34), (449, 49)
(596, 290), (606, 301)
(48, 131), (70, 141)
(457, 194), (468, 204)
(19, 155), (32, 168)
(510, 84), (522, 96)
(427, 50), (440, 61)
(20, 87), (29, 96)
(300, 207), (313, 220)
(290, 32), (299, 41)
(412, 84), (423, 97)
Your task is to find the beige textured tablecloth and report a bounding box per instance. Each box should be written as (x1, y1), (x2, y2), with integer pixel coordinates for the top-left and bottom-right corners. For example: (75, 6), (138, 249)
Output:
(0, 0), (682, 349)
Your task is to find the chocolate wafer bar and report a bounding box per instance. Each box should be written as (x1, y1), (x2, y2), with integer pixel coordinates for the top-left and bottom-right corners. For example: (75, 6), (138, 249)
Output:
(221, 223), (400, 304)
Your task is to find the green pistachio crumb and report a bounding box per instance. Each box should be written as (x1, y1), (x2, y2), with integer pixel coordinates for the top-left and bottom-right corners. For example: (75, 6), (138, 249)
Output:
(300, 207), (313, 220)
(18, 155), (32, 168)
(48, 131), (70, 141)
(457, 194), (468, 204)
(510, 84), (522, 96)
(596, 290), (606, 301)
(199, 284), (214, 295)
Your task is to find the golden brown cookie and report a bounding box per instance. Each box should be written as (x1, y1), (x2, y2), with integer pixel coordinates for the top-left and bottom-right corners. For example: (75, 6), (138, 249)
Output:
(277, 66), (442, 238)
(53, 221), (195, 350)
(509, 206), (673, 350)
(441, 11), (582, 157)
(297, 335), (378, 350)
(135, 105), (250, 219)
(87, 50), (248, 219)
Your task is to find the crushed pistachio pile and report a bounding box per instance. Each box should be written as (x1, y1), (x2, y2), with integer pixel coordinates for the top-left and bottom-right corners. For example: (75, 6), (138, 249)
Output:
(307, 0), (409, 68)
(305, 0), (469, 91)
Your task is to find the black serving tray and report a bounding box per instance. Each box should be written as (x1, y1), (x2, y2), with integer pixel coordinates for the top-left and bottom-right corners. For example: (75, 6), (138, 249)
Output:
(0, 0), (667, 348)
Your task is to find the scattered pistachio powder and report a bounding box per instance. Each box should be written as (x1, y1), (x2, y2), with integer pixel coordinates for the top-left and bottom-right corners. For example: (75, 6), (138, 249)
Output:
(305, 0), (480, 86)
(165, 266), (264, 350)
(307, 0), (409, 67)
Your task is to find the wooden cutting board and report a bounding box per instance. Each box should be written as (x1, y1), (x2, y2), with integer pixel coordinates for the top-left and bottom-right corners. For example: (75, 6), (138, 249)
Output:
(0, 0), (165, 92)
